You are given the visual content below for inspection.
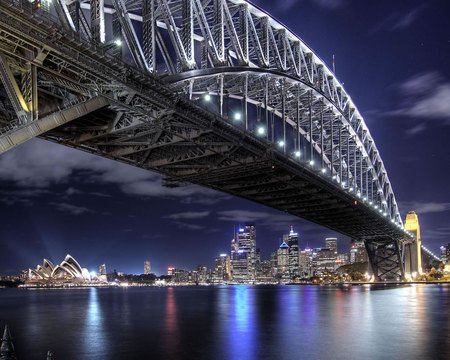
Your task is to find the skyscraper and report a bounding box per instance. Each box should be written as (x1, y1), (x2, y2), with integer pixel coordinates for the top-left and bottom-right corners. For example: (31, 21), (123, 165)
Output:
(325, 238), (338, 256)
(144, 261), (151, 275)
(440, 245), (447, 264)
(287, 226), (299, 277)
(231, 224), (256, 281)
(98, 264), (106, 276)
(277, 241), (290, 279)
(214, 254), (231, 281)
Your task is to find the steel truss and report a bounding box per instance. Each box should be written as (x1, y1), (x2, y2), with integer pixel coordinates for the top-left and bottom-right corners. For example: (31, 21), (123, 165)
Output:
(0, 0), (411, 280)
(365, 237), (404, 281)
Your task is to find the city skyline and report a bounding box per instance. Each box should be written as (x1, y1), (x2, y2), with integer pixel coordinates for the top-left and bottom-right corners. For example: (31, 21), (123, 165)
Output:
(1, 0), (449, 275)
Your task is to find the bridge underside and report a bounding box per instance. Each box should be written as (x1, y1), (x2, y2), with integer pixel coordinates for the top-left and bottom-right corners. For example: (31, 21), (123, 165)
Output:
(41, 104), (401, 241)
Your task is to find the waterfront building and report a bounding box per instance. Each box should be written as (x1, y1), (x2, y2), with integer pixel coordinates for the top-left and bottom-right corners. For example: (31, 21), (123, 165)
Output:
(214, 254), (231, 281)
(270, 251), (278, 278)
(314, 248), (336, 275)
(353, 241), (369, 263)
(287, 226), (299, 277)
(98, 264), (107, 276)
(167, 267), (175, 276)
(196, 265), (207, 282)
(336, 253), (348, 269)
(350, 245), (357, 263)
(325, 238), (338, 256)
(231, 225), (256, 281)
(440, 245), (447, 264)
(277, 241), (290, 279)
(27, 255), (92, 285)
(144, 261), (151, 275)
(257, 260), (273, 281)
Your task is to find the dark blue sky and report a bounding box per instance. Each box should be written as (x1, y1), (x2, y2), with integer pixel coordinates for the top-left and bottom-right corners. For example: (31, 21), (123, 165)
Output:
(1, 0), (449, 275)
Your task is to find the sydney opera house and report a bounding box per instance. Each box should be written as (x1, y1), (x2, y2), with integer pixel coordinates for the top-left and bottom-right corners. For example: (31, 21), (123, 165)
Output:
(27, 254), (99, 286)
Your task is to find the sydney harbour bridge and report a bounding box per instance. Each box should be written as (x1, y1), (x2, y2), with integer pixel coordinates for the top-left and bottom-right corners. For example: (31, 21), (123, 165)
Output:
(0, 0), (417, 280)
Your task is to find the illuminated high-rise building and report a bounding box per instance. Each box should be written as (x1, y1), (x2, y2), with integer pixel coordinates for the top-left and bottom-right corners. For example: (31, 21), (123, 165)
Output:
(325, 238), (338, 256)
(214, 254), (231, 281)
(231, 224), (256, 281)
(277, 241), (289, 279)
(350, 245), (358, 264)
(287, 226), (299, 277)
(404, 211), (422, 277)
(144, 261), (151, 275)
(98, 264), (106, 276)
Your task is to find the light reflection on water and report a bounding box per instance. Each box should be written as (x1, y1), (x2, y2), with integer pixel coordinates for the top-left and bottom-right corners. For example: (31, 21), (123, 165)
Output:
(0, 284), (448, 360)
(82, 288), (108, 358)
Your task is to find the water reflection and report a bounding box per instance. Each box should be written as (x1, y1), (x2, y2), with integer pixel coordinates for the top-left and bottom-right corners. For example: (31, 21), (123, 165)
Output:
(82, 288), (107, 357)
(0, 284), (448, 359)
(163, 287), (180, 359)
(221, 286), (256, 360)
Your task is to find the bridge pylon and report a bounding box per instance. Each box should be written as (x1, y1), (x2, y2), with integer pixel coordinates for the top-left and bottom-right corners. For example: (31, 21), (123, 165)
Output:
(365, 237), (405, 281)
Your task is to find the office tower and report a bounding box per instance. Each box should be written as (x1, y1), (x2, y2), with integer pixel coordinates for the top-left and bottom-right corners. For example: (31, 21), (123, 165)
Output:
(446, 244), (450, 264)
(270, 251), (278, 278)
(354, 241), (369, 263)
(287, 226), (299, 277)
(441, 245), (447, 264)
(277, 241), (289, 278)
(215, 254), (231, 281)
(98, 264), (106, 276)
(197, 265), (207, 282)
(325, 238), (338, 256)
(350, 245), (357, 263)
(231, 224), (256, 281)
(315, 248), (336, 275)
(144, 261), (151, 275)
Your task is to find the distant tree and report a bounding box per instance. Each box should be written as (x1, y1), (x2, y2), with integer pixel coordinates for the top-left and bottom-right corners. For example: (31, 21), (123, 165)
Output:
(349, 271), (366, 282)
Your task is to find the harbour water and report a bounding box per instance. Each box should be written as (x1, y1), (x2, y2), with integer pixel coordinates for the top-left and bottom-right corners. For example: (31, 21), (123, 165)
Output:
(0, 284), (449, 359)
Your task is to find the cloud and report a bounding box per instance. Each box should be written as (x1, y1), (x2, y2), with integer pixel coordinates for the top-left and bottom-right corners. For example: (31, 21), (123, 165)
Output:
(166, 211), (210, 220)
(399, 201), (450, 215)
(65, 187), (83, 196)
(387, 72), (450, 132)
(422, 226), (450, 240)
(405, 123), (426, 136)
(371, 5), (426, 33)
(172, 221), (205, 231)
(313, 0), (347, 10)
(49, 202), (94, 215)
(0, 139), (228, 204)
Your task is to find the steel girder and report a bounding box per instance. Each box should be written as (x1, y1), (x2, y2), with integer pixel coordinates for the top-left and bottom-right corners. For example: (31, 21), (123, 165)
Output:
(365, 238), (405, 281)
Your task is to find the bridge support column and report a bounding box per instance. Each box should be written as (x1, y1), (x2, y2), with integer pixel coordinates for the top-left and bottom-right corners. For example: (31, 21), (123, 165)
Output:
(365, 237), (404, 281)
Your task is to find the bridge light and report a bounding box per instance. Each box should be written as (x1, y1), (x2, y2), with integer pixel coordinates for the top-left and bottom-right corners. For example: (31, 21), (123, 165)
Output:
(374, 205), (378, 209)
(363, 197), (367, 201)
(234, 113), (242, 121)
(309, 160), (314, 166)
(294, 151), (301, 158)
(349, 187), (353, 192)
(278, 140), (285, 147)
(204, 94), (211, 102)
(341, 181), (346, 187)
(114, 39), (122, 47)
(332, 175), (336, 180)
(321, 168), (326, 173)
(257, 126), (265, 135)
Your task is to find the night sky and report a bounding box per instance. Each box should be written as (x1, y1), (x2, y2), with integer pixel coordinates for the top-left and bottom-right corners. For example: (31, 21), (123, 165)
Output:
(1, 0), (449, 275)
